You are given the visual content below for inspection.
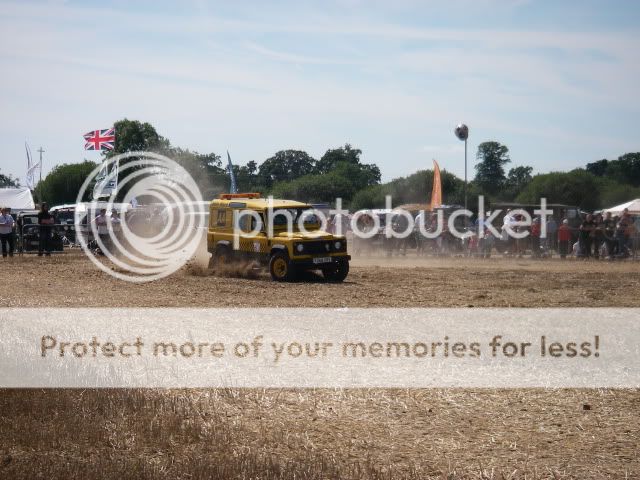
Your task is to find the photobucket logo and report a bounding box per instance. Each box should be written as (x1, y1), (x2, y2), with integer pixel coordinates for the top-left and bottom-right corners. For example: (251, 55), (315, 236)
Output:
(75, 152), (205, 283)
(231, 195), (554, 246)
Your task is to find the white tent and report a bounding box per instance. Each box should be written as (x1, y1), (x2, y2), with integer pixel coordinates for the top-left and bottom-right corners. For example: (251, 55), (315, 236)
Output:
(0, 187), (35, 210)
(604, 199), (640, 216)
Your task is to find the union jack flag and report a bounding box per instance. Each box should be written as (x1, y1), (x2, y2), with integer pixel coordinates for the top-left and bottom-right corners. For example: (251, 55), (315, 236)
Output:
(83, 127), (115, 151)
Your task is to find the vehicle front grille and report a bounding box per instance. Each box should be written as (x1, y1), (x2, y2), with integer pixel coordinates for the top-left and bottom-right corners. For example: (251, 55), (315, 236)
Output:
(300, 241), (332, 255)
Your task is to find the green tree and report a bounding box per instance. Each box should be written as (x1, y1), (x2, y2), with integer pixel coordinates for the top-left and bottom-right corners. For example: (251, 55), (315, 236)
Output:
(100, 119), (171, 201)
(258, 150), (316, 187)
(516, 169), (601, 210)
(0, 170), (20, 188)
(504, 165), (533, 199)
(268, 156), (383, 205)
(598, 180), (640, 207)
(315, 144), (362, 174)
(586, 153), (640, 187)
(474, 141), (511, 196)
(245, 160), (258, 176)
(315, 144), (381, 186)
(169, 148), (226, 198)
(197, 152), (223, 173)
(608, 153), (640, 187)
(350, 168), (467, 210)
(106, 118), (169, 156)
(38, 161), (99, 205)
(585, 159), (609, 177)
(270, 171), (356, 203)
(237, 162), (267, 193)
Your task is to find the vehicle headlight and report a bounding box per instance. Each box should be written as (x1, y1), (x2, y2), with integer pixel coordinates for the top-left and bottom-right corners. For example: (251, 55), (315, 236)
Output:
(324, 243), (331, 252)
(334, 241), (342, 250)
(296, 243), (304, 253)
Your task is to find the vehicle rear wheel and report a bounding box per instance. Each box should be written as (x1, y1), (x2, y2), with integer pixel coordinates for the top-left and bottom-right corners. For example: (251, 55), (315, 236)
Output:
(269, 251), (295, 281)
(323, 258), (349, 282)
(211, 246), (233, 269)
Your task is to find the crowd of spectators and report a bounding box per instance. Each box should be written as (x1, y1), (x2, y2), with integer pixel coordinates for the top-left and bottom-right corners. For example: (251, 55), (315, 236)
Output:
(330, 207), (638, 260)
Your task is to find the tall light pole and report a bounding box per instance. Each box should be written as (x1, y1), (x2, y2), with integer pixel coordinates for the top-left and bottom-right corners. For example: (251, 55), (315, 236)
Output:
(454, 124), (469, 211)
(37, 146), (45, 204)
(37, 146), (44, 183)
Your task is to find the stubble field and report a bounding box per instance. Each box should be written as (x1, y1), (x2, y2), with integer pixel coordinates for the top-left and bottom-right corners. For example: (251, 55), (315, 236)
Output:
(0, 251), (638, 479)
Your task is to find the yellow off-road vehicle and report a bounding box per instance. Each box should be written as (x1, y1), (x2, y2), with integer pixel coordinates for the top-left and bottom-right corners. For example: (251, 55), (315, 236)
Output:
(207, 193), (350, 282)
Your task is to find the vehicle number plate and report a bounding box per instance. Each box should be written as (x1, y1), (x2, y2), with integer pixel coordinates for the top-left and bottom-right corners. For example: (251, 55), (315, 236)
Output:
(313, 257), (332, 264)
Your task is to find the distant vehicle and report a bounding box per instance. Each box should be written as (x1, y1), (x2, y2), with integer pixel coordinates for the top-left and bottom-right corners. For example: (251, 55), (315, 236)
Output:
(16, 211), (64, 253)
(51, 202), (132, 244)
(49, 204), (79, 244)
(490, 203), (582, 227)
(207, 193), (350, 282)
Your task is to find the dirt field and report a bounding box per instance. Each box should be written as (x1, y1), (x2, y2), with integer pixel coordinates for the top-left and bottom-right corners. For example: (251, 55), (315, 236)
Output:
(1, 252), (639, 479)
(2, 250), (640, 307)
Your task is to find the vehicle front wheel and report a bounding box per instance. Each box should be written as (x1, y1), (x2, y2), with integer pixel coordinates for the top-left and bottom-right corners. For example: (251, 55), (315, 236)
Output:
(269, 251), (296, 281)
(323, 258), (349, 282)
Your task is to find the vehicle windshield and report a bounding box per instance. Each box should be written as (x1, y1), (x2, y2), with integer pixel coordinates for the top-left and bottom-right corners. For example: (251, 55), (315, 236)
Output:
(269, 208), (320, 230)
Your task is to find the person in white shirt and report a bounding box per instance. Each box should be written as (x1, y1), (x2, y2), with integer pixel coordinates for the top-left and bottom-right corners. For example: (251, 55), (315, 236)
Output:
(93, 209), (109, 236)
(0, 207), (16, 257)
(109, 209), (122, 238)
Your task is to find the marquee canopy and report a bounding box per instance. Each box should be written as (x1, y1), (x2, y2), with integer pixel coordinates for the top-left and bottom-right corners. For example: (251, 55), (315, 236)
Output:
(604, 199), (640, 216)
(0, 187), (35, 210)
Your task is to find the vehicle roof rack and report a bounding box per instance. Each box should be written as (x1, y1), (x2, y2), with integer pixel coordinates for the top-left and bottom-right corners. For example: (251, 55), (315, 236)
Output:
(218, 193), (261, 200)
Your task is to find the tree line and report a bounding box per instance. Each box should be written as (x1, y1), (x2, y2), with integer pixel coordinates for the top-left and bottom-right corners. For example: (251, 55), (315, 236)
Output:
(32, 119), (640, 211)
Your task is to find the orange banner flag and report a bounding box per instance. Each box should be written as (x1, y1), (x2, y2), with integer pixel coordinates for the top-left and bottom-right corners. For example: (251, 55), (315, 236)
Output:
(430, 159), (442, 209)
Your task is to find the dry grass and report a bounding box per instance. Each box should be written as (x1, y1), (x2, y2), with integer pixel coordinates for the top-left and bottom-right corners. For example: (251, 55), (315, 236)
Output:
(187, 259), (263, 280)
(1, 388), (637, 479)
(2, 251), (639, 307)
(1, 252), (639, 478)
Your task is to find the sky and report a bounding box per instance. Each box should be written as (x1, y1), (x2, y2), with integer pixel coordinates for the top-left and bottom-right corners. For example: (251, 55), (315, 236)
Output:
(1, 0), (639, 184)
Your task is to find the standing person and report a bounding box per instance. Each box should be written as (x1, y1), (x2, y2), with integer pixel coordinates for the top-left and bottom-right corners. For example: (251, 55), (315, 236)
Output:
(502, 209), (514, 255)
(109, 209), (121, 232)
(578, 214), (595, 258)
(592, 213), (604, 259)
(616, 208), (633, 258)
(602, 211), (616, 259)
(414, 210), (426, 255)
(513, 213), (526, 258)
(530, 217), (541, 258)
(326, 215), (336, 234)
(354, 212), (374, 256)
(389, 213), (409, 256)
(0, 207), (16, 258)
(37, 203), (55, 256)
(93, 208), (109, 254)
(546, 216), (558, 252)
(109, 208), (122, 244)
(558, 219), (571, 259)
(477, 212), (493, 258)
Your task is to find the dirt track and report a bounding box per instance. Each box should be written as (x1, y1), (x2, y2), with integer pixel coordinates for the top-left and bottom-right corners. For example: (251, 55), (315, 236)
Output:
(2, 251), (639, 307)
(1, 252), (639, 478)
